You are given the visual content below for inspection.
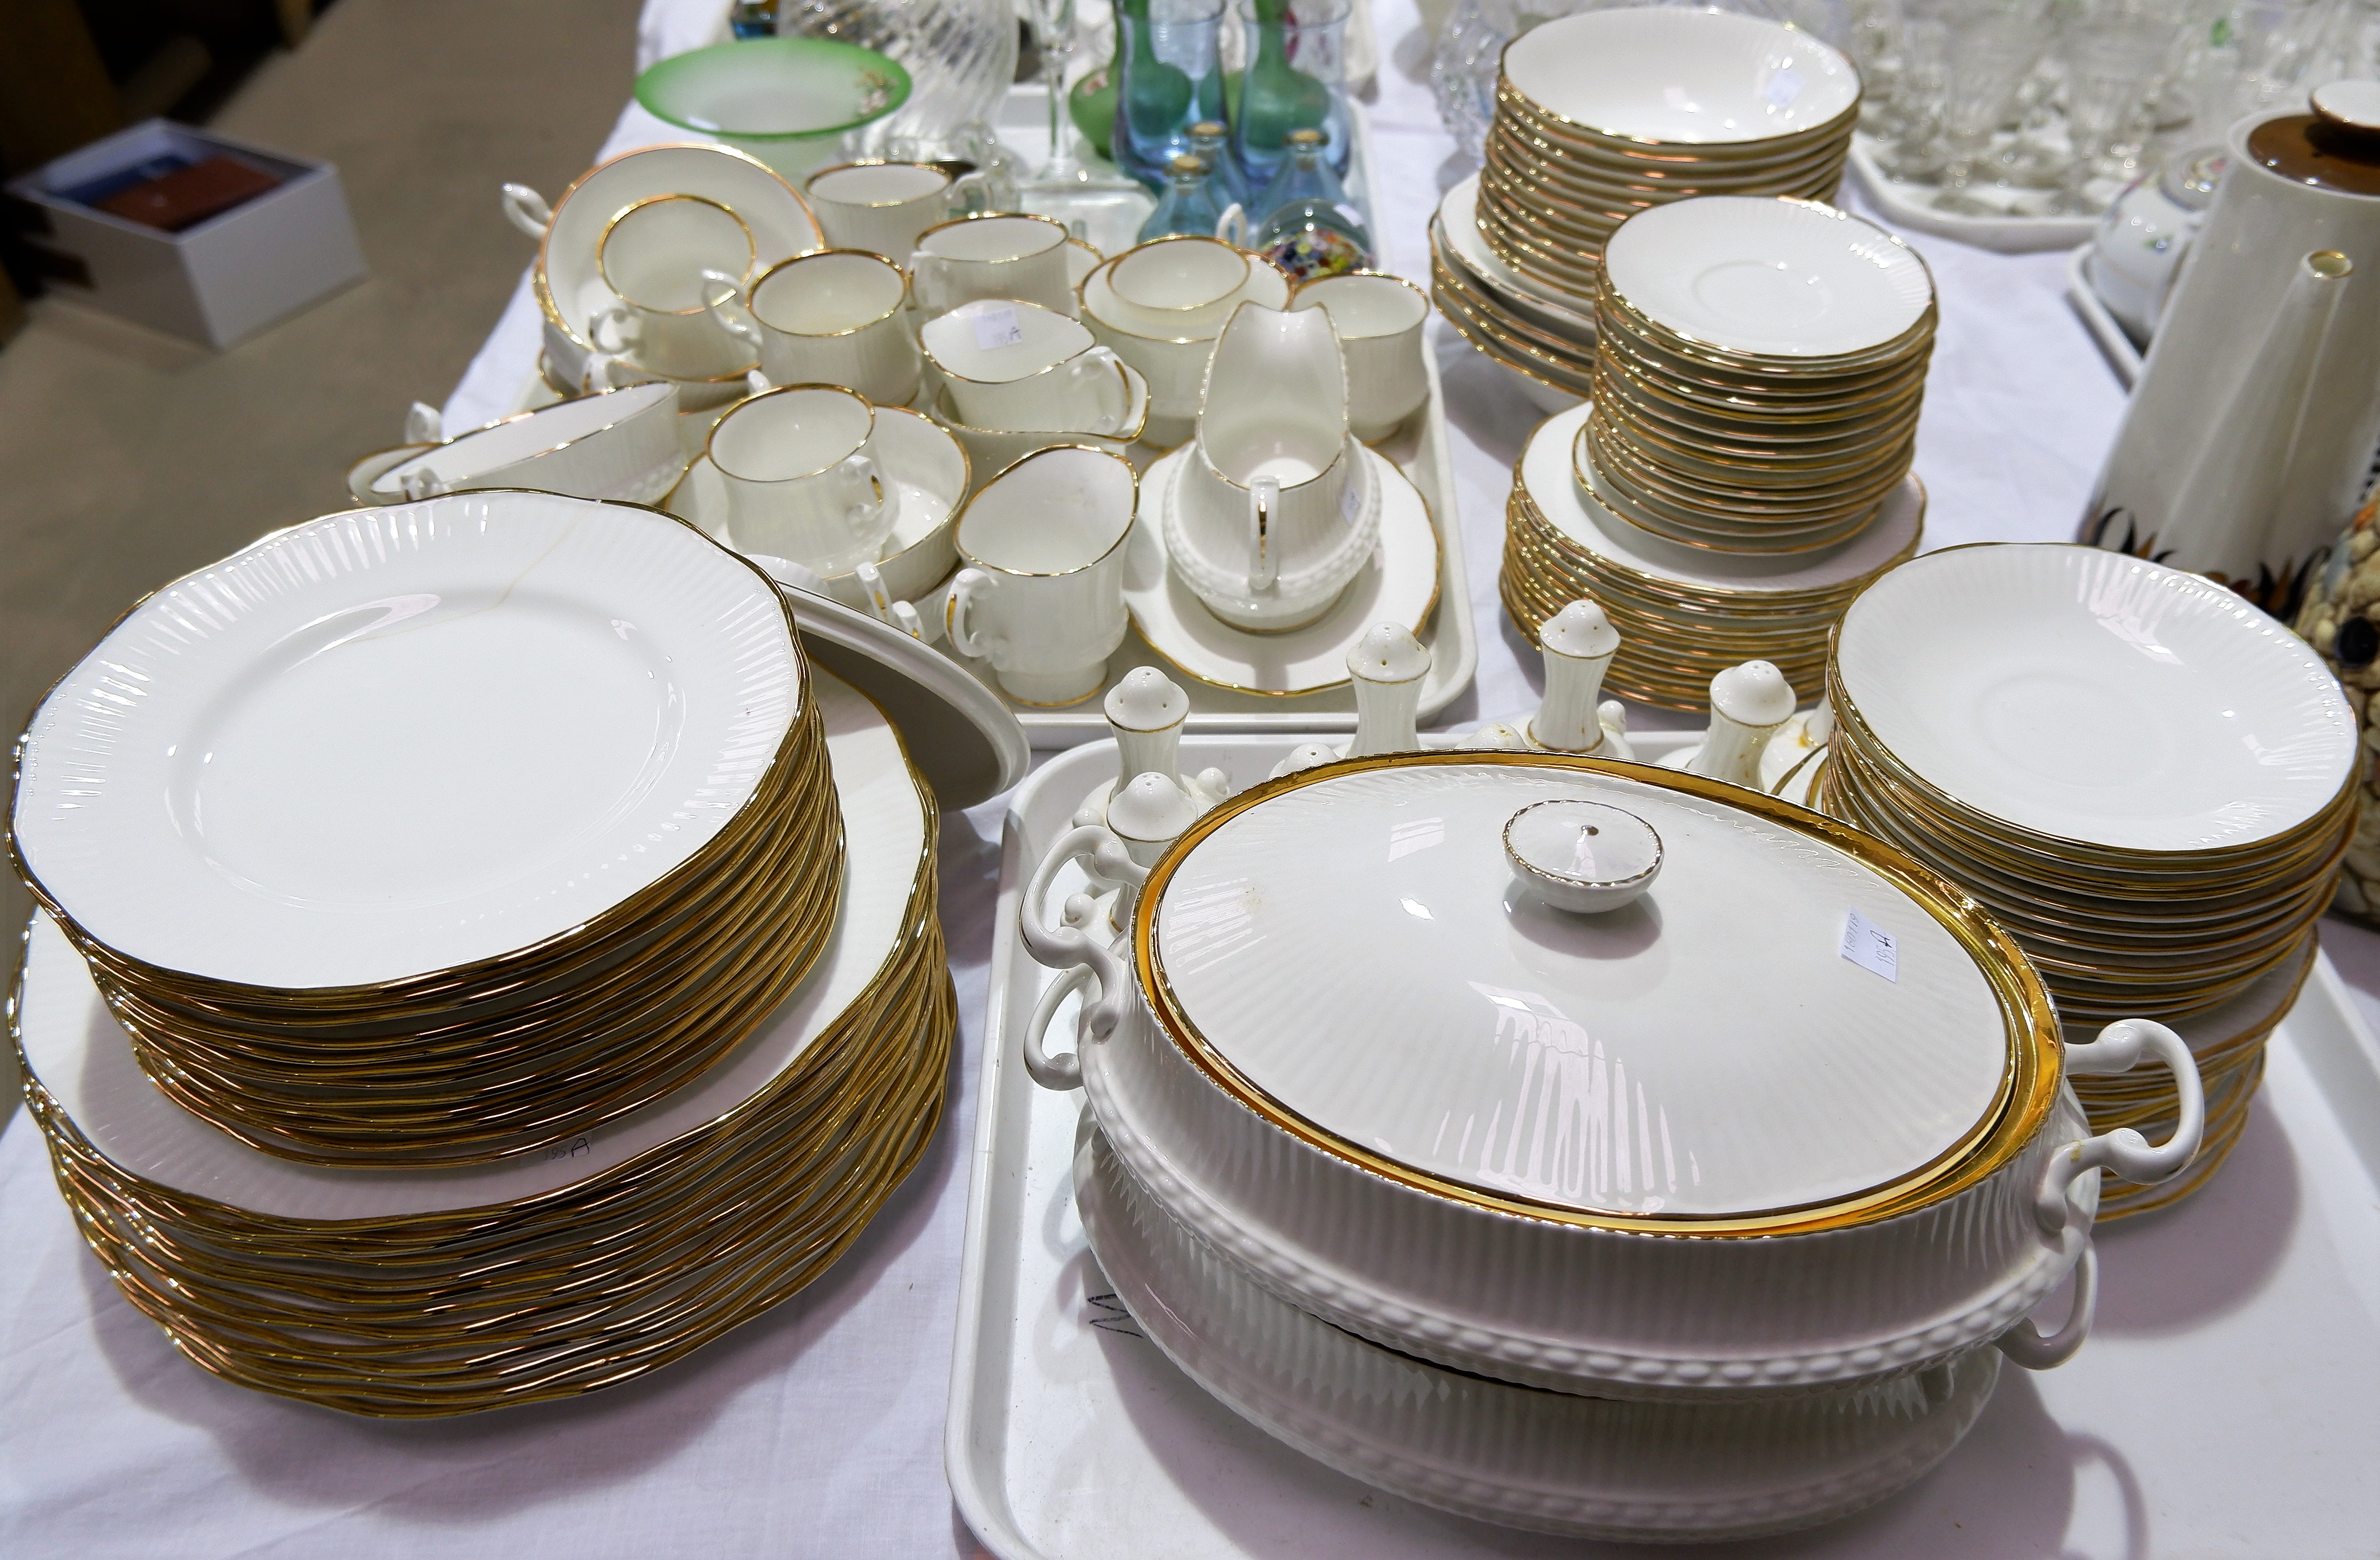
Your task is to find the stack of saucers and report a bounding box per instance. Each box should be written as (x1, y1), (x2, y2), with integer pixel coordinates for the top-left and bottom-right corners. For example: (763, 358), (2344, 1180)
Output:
(1585, 196), (1935, 554)
(1504, 403), (1921, 707)
(8, 493), (963, 1413)
(1821, 544), (2356, 1213)
(1428, 173), (1599, 405)
(12, 494), (845, 1168)
(1478, 8), (1858, 299)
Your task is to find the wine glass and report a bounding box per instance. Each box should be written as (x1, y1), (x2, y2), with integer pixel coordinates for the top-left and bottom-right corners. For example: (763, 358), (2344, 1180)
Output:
(1016, 0), (1153, 249)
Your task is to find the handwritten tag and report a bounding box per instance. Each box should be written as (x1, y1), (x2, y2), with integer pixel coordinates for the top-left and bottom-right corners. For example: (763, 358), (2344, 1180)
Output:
(971, 304), (1025, 350)
(1840, 909), (1898, 983)
(545, 1134), (594, 1162)
(1762, 69), (1804, 110)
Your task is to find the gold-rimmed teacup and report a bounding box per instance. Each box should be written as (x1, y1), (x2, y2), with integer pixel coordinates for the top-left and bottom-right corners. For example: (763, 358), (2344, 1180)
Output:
(709, 247), (921, 407)
(591, 193), (758, 380)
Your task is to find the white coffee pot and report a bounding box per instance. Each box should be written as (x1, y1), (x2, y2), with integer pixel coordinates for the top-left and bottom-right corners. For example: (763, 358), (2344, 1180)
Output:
(2084, 84), (2380, 618)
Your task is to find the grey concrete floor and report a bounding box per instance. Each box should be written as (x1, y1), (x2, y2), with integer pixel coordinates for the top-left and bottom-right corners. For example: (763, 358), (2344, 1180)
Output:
(0, 0), (644, 953)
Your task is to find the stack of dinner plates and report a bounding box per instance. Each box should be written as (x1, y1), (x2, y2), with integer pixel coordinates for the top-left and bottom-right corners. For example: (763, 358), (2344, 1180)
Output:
(1584, 196), (1936, 555)
(1429, 173), (1599, 403)
(1504, 403), (1922, 708)
(1821, 545), (2356, 1212)
(11, 494), (846, 1167)
(14, 666), (954, 1415)
(1481, 9), (1855, 293)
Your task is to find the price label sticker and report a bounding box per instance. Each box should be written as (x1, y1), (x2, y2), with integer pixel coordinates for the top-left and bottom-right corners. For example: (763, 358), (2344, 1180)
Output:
(1339, 473), (1361, 525)
(1840, 909), (1898, 983)
(971, 304), (1025, 350)
(1762, 69), (1804, 110)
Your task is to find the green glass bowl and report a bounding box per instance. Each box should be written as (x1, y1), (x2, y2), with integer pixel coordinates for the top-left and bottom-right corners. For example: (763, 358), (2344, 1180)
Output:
(635, 38), (913, 179)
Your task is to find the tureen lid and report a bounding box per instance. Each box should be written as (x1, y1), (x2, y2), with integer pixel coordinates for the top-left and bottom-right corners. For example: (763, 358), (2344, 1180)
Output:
(1134, 754), (2056, 1228)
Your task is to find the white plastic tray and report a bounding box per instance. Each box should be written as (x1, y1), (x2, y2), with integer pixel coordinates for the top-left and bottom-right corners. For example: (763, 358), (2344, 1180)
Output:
(948, 733), (2380, 1559)
(1849, 137), (2099, 255)
(2064, 243), (2144, 388)
(983, 91), (1475, 749)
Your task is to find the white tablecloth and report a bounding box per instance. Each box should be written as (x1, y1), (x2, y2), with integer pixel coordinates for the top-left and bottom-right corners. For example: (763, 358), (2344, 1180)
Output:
(6, 4), (2376, 1555)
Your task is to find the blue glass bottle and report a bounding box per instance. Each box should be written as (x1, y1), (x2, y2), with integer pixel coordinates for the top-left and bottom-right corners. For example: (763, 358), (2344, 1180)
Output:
(1111, 0), (1229, 192)
(1186, 118), (1247, 209)
(1139, 154), (1233, 242)
(1251, 127), (1371, 281)
(1230, 0), (1352, 195)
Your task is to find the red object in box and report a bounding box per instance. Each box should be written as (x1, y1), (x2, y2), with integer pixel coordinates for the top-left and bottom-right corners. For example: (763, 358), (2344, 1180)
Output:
(94, 155), (283, 233)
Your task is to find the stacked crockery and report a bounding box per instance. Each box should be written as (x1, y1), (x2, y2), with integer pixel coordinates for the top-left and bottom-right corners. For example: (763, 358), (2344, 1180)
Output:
(1587, 197), (1935, 554)
(8, 492), (961, 1413)
(1822, 544), (2357, 1213)
(1430, 7), (1861, 405)
(1501, 195), (1933, 709)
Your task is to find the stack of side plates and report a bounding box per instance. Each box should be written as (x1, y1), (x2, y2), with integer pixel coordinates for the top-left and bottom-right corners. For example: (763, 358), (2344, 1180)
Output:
(14, 668), (954, 1415)
(1505, 403), (1922, 708)
(1476, 8), (1856, 300)
(1821, 545), (2356, 1213)
(1429, 173), (1598, 405)
(1585, 197), (1936, 555)
(11, 495), (847, 1168)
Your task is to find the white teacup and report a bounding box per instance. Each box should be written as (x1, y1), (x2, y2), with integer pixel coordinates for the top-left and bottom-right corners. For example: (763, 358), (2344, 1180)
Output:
(1290, 271), (1430, 443)
(909, 213), (1075, 316)
(920, 299), (1130, 434)
(1080, 245), (1292, 447)
(946, 445), (1137, 705)
(592, 193), (757, 380)
(804, 160), (992, 261)
(1165, 302), (1378, 632)
(1106, 235), (1253, 338)
(710, 248), (922, 408)
(707, 384), (893, 576)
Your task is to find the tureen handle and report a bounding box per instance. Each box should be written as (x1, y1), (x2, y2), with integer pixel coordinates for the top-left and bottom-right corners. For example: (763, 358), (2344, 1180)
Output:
(2033, 1017), (2206, 1239)
(1995, 1246), (2098, 1371)
(1018, 824), (1148, 1090)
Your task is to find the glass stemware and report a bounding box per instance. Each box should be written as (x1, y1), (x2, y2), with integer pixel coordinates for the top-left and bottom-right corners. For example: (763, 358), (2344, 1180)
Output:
(1016, 0), (1155, 246)
(2043, 2), (2177, 214)
(1905, 0), (2057, 214)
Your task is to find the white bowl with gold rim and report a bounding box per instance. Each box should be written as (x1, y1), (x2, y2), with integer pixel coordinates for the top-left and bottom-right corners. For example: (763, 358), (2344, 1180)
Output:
(1020, 752), (2206, 1403)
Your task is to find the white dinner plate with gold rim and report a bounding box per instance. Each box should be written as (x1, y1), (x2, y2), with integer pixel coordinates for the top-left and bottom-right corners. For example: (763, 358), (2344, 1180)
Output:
(1834, 545), (2356, 854)
(12, 493), (801, 992)
(1124, 444), (1439, 697)
(1603, 197), (1933, 360)
(12, 669), (928, 1221)
(1499, 8), (1860, 146)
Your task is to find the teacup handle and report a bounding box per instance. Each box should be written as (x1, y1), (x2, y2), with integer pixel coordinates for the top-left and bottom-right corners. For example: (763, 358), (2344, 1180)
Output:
(402, 402), (443, 445)
(906, 252), (950, 314)
(701, 269), (763, 349)
(590, 302), (642, 361)
(398, 466), (448, 501)
(1249, 474), (1281, 593)
(949, 171), (997, 218)
(1215, 202), (1249, 248)
(946, 566), (1006, 661)
(839, 453), (887, 529)
(1063, 346), (1130, 433)
(500, 182), (553, 240)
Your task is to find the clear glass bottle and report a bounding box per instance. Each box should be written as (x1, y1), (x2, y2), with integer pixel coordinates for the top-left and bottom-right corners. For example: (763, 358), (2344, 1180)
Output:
(1186, 118), (1248, 207)
(1251, 126), (1372, 280)
(1230, 0), (1352, 194)
(1139, 153), (1232, 241)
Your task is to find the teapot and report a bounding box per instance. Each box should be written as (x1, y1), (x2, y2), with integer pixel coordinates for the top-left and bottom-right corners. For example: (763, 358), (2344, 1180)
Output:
(2083, 82), (2380, 620)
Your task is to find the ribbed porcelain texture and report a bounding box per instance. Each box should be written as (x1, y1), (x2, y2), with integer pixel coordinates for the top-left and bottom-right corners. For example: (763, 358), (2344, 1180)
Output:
(373, 384), (685, 504)
(1834, 545), (2354, 853)
(1077, 1128), (2003, 1542)
(12, 493), (799, 989)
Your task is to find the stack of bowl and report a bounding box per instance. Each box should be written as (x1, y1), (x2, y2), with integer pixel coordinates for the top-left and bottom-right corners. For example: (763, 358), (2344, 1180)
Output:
(8, 492), (961, 1412)
(1504, 403), (1921, 707)
(1430, 6), (1860, 407)
(1501, 195), (1935, 709)
(1822, 544), (2356, 1213)
(1586, 197), (1935, 554)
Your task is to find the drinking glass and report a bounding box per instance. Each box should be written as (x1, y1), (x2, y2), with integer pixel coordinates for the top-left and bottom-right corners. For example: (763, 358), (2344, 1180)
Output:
(1113, 0), (1230, 190)
(1016, 0), (1154, 243)
(778, 0), (1016, 163)
(1905, 0), (2057, 214)
(2043, 2), (2178, 214)
(1231, 0), (1353, 193)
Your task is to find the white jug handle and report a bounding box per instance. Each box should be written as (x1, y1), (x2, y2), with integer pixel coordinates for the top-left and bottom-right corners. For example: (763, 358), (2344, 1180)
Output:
(1069, 346), (1129, 431)
(1996, 1245), (2098, 1371)
(2033, 1018), (2205, 1241)
(402, 402), (443, 445)
(701, 269), (763, 349)
(946, 567), (1002, 660)
(501, 182), (554, 240)
(1215, 201), (1248, 248)
(1249, 473), (1281, 592)
(1018, 822), (1150, 1089)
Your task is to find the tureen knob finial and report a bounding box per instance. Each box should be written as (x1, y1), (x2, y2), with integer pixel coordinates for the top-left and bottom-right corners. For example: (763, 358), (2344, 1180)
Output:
(1345, 624), (1430, 758)
(1530, 599), (1631, 757)
(1686, 660), (1799, 789)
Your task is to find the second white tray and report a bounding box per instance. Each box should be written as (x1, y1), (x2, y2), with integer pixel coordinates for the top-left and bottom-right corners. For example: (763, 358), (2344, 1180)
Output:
(949, 734), (2380, 1560)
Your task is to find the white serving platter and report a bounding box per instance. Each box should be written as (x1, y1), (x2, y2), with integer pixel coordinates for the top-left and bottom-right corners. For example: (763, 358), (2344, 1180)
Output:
(1849, 137), (2100, 255)
(2064, 243), (2144, 387)
(949, 733), (2380, 1559)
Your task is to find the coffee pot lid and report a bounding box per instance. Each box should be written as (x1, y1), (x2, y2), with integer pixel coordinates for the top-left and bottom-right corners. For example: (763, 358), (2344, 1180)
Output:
(2245, 82), (2380, 197)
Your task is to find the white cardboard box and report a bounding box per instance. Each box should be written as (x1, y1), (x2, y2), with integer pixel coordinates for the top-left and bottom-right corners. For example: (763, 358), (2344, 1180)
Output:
(5, 119), (367, 348)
